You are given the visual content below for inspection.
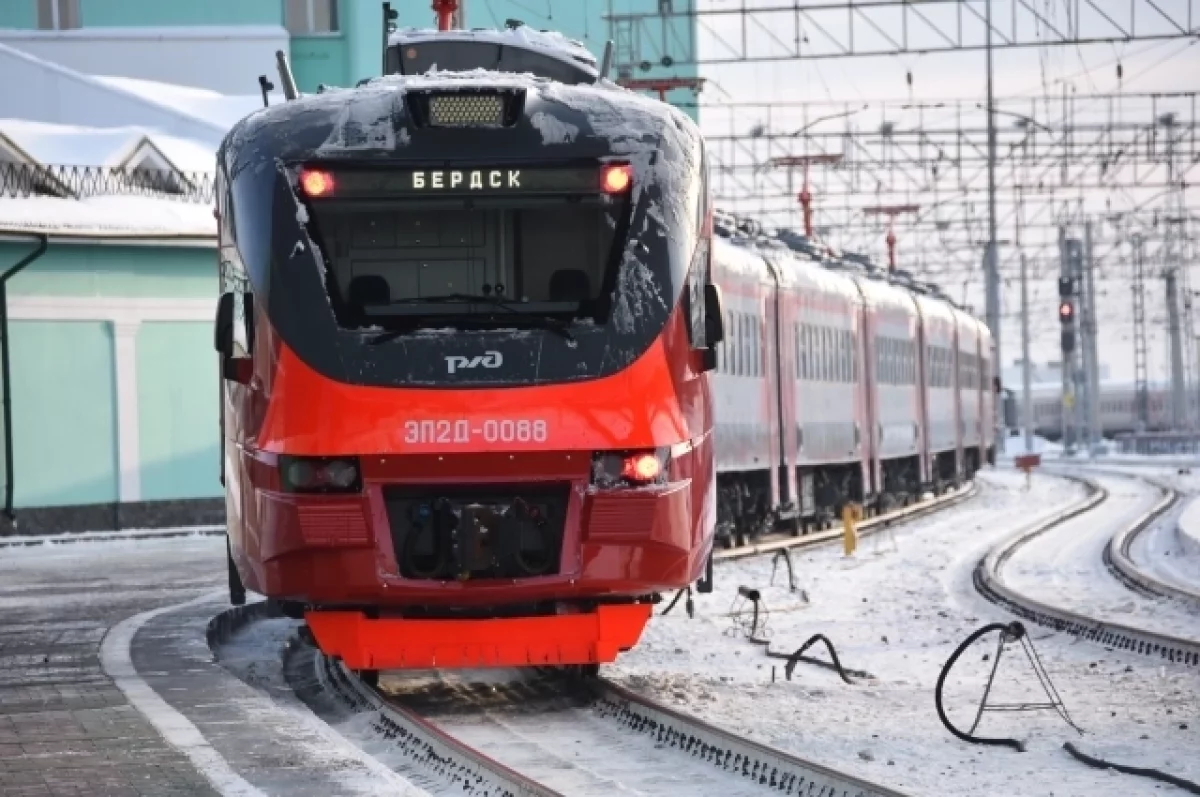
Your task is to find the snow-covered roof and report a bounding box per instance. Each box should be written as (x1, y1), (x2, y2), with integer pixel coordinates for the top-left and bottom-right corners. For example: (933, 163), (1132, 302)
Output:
(0, 195), (215, 240)
(93, 75), (278, 132)
(389, 26), (598, 70)
(0, 119), (216, 239)
(0, 43), (270, 147)
(0, 118), (214, 173)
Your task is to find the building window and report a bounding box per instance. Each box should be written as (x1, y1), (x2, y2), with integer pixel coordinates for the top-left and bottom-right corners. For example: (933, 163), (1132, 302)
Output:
(286, 0), (339, 34)
(36, 0), (80, 30)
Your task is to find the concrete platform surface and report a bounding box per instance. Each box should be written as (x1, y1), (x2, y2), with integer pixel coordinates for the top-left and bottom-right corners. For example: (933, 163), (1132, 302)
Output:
(0, 537), (423, 797)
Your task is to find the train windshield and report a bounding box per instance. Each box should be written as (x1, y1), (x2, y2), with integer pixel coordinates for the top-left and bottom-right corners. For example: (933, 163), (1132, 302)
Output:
(310, 195), (622, 334)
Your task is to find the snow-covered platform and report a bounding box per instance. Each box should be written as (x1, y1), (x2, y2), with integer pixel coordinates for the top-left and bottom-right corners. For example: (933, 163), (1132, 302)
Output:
(0, 536), (419, 797)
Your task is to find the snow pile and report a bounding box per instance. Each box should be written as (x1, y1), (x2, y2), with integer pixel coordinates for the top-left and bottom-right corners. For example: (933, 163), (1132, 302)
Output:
(529, 111), (577, 144)
(319, 90), (403, 152)
(610, 470), (1200, 796)
(0, 117), (216, 173)
(0, 194), (215, 238)
(1178, 495), (1200, 557)
(93, 74), (278, 131)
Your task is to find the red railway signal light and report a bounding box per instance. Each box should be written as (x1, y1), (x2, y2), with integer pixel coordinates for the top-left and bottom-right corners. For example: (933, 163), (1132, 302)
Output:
(1059, 301), (1074, 323)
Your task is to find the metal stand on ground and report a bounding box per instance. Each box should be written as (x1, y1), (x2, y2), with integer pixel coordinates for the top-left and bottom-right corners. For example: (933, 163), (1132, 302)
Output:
(769, 550), (810, 602)
(935, 621), (1082, 752)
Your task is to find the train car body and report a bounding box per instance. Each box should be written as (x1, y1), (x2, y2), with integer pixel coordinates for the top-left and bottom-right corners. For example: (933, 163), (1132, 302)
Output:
(913, 292), (960, 486)
(1018, 382), (1191, 441)
(784, 251), (869, 524)
(215, 32), (726, 671)
(707, 220), (996, 545)
(852, 275), (923, 507)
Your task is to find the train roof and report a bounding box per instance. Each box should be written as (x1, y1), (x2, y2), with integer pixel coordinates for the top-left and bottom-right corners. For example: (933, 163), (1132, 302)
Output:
(911, 289), (959, 326)
(221, 67), (699, 189)
(389, 25), (599, 73)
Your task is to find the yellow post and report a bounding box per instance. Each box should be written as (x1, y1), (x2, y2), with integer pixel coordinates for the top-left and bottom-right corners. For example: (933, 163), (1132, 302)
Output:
(842, 503), (861, 556)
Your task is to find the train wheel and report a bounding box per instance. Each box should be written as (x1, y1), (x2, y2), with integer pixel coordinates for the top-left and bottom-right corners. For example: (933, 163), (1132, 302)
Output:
(227, 538), (246, 606)
(356, 669), (380, 688)
(565, 663), (600, 679)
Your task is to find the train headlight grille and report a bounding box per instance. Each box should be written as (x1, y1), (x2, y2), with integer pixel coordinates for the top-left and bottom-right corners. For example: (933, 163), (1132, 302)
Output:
(428, 94), (505, 127)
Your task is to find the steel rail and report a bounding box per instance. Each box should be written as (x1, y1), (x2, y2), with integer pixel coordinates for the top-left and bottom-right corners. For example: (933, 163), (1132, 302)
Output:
(975, 473), (1200, 669)
(587, 677), (909, 797)
(209, 600), (563, 797)
(716, 480), (977, 562)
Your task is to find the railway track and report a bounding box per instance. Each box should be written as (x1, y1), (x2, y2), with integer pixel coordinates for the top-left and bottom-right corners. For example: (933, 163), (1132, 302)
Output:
(1099, 474), (1200, 607)
(716, 480), (977, 562)
(210, 602), (909, 797)
(974, 469), (1200, 668)
(202, 482), (984, 795)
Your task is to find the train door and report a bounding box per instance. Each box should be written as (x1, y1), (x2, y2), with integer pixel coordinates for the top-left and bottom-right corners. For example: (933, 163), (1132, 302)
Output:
(913, 302), (932, 488)
(763, 258), (798, 519)
(858, 296), (882, 506)
(952, 325), (965, 481)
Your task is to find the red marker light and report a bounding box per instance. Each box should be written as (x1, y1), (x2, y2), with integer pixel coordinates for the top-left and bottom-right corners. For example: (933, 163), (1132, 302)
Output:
(621, 452), (661, 482)
(601, 164), (633, 194)
(300, 169), (334, 197)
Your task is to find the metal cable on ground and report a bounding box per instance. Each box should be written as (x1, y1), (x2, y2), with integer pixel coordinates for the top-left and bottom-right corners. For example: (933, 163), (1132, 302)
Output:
(1062, 742), (1200, 795)
(729, 586), (871, 682)
(659, 587), (693, 618)
(935, 622), (1032, 752)
(935, 621), (1199, 792)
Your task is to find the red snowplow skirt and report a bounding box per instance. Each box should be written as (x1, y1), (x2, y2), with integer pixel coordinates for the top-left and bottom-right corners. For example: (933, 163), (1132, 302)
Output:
(305, 603), (654, 670)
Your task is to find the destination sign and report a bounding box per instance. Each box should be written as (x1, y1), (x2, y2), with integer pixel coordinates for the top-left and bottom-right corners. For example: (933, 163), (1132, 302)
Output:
(412, 169), (522, 190)
(315, 166), (604, 198)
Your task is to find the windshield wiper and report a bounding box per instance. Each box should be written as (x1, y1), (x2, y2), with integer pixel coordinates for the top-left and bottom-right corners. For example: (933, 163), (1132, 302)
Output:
(366, 293), (576, 345)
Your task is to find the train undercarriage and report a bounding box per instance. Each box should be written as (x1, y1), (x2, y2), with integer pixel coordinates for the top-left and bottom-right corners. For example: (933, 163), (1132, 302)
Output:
(715, 447), (987, 548)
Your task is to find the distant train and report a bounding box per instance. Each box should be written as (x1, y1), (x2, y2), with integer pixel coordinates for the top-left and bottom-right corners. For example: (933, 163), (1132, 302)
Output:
(1015, 382), (1200, 441)
(709, 212), (996, 546)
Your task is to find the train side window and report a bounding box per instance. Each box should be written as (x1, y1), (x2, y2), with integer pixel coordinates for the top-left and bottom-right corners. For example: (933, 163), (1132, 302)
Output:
(845, 330), (853, 383)
(730, 312), (739, 376)
(837, 329), (845, 383)
(835, 329), (843, 383)
(843, 330), (851, 383)
(742, 314), (750, 377)
(752, 316), (760, 377)
(752, 315), (758, 377)
(812, 326), (819, 381)
(835, 326), (844, 384)
(737, 313), (745, 376)
(881, 337), (887, 384)
(851, 329), (858, 382)
(822, 326), (830, 382)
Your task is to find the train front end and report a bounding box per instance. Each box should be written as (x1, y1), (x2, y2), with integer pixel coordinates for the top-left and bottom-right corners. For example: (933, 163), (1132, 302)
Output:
(215, 67), (722, 671)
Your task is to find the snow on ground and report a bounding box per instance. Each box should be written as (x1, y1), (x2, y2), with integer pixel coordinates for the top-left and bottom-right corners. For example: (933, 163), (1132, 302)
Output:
(609, 469), (1200, 796)
(1178, 491), (1200, 559)
(1004, 471), (1200, 640)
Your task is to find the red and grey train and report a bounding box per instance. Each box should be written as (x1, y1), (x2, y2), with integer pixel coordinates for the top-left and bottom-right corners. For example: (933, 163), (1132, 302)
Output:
(708, 215), (996, 546)
(214, 23), (993, 674)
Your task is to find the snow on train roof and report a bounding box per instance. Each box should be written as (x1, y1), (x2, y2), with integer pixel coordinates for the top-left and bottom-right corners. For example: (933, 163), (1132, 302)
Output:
(912, 290), (958, 326)
(850, 271), (919, 316)
(389, 26), (598, 70)
(766, 245), (863, 303)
